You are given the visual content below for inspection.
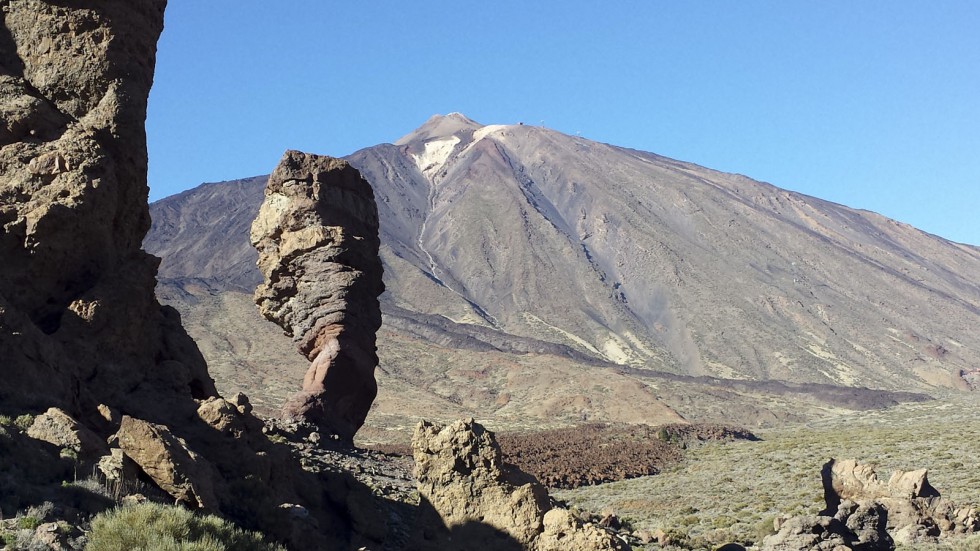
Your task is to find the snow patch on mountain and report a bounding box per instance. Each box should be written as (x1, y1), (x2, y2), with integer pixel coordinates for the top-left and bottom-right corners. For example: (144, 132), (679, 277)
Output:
(472, 124), (508, 143)
(411, 136), (460, 181)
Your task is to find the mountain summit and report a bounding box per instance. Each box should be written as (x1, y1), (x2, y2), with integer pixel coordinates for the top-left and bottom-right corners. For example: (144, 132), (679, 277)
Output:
(146, 114), (977, 432)
(356, 114), (980, 387)
(394, 112), (484, 146)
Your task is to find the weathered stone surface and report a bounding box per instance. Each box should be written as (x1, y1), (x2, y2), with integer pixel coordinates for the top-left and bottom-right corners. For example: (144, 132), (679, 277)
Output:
(115, 415), (217, 509)
(250, 150), (384, 441)
(412, 418), (627, 551)
(96, 447), (139, 486)
(538, 508), (630, 551)
(196, 396), (246, 437)
(825, 458), (978, 542)
(762, 512), (865, 551)
(765, 459), (979, 550)
(0, 0), (216, 420)
(27, 407), (106, 459)
(0, 6), (366, 549)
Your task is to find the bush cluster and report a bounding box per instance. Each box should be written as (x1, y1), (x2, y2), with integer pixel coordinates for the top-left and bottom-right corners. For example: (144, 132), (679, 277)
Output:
(85, 502), (284, 551)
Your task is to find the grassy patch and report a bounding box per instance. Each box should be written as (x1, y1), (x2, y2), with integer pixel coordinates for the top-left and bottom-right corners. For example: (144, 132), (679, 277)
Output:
(555, 393), (980, 549)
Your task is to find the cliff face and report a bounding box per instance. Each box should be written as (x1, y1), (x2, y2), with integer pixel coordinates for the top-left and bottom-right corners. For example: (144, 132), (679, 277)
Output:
(0, 0), (217, 419)
(0, 5), (380, 548)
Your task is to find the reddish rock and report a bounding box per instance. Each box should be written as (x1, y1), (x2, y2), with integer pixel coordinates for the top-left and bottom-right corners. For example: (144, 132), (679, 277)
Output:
(250, 150), (384, 441)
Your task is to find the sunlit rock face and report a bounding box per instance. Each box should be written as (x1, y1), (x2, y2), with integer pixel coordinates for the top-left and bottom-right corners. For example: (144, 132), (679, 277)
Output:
(251, 150), (384, 441)
(0, 0), (216, 419)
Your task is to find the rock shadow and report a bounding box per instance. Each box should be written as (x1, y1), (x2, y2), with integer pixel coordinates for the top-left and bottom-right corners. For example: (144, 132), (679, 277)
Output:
(412, 495), (525, 551)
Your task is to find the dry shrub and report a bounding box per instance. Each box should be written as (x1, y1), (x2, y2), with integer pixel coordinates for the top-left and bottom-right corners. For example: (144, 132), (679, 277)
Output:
(85, 502), (283, 551)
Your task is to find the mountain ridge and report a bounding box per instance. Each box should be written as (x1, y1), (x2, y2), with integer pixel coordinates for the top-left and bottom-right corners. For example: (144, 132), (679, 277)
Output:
(145, 113), (978, 437)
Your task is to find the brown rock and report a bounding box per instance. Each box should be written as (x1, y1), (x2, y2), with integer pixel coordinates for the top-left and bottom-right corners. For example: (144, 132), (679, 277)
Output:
(115, 415), (217, 509)
(97, 448), (140, 488)
(196, 396), (245, 436)
(824, 458), (977, 542)
(411, 418), (627, 551)
(538, 508), (628, 551)
(0, 0), (216, 420)
(27, 407), (106, 459)
(766, 458), (978, 549)
(250, 150), (384, 441)
(0, 5), (359, 549)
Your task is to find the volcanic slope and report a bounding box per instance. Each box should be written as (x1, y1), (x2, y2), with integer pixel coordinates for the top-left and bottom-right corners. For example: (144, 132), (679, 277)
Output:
(146, 114), (978, 439)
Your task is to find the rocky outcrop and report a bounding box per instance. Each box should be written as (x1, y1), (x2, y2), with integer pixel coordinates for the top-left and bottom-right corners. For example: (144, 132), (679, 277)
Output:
(764, 502), (892, 550)
(0, 0), (216, 422)
(412, 418), (628, 551)
(115, 415), (218, 509)
(1, 7), (370, 549)
(824, 458), (979, 544)
(764, 459), (979, 550)
(26, 407), (107, 460)
(250, 150), (384, 441)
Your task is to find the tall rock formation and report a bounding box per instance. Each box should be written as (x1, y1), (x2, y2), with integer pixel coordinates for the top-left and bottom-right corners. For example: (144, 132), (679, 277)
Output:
(0, 0), (216, 420)
(1, 6), (373, 549)
(412, 418), (629, 551)
(250, 150), (384, 441)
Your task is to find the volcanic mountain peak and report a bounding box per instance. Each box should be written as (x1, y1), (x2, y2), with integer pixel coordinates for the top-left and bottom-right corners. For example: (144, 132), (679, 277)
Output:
(394, 112), (484, 146)
(148, 114), (980, 411)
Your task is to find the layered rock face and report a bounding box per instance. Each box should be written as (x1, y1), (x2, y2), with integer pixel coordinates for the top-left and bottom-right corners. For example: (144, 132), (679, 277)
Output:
(0, 0), (216, 419)
(412, 418), (628, 551)
(250, 150), (384, 441)
(764, 458), (979, 549)
(1, 6), (367, 549)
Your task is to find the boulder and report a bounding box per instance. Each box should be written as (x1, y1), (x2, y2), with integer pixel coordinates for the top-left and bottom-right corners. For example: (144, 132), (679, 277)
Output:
(196, 396), (246, 436)
(97, 448), (140, 488)
(250, 150), (384, 441)
(115, 415), (217, 509)
(765, 459), (978, 549)
(412, 418), (627, 551)
(824, 458), (978, 541)
(538, 508), (629, 551)
(762, 514), (858, 551)
(27, 407), (106, 459)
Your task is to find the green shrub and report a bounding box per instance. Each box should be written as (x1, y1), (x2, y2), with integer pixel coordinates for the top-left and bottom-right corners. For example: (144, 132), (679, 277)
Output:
(85, 502), (284, 551)
(18, 515), (41, 530)
(14, 414), (35, 432)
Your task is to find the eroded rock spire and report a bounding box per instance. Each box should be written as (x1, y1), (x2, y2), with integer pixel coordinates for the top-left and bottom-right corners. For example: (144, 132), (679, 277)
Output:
(250, 150), (384, 441)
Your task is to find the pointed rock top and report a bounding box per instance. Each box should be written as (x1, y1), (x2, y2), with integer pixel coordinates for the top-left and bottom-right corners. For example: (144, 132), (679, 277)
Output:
(394, 112), (484, 146)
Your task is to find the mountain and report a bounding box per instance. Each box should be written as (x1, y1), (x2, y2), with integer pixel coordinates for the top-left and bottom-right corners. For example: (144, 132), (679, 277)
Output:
(145, 113), (977, 442)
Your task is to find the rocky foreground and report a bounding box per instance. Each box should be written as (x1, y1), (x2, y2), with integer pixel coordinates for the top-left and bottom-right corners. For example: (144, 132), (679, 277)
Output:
(3, 2), (979, 551)
(0, 2), (629, 548)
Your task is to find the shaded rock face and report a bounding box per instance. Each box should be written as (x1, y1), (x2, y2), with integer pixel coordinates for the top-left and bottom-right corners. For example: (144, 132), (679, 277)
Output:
(764, 458), (979, 550)
(412, 418), (628, 551)
(0, 0), (216, 419)
(1, 6), (366, 549)
(250, 150), (384, 441)
(27, 407), (106, 460)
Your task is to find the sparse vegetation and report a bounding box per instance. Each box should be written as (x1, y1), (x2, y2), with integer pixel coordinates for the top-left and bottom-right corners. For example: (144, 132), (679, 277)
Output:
(85, 502), (285, 551)
(13, 414), (34, 432)
(16, 515), (40, 531)
(555, 392), (980, 549)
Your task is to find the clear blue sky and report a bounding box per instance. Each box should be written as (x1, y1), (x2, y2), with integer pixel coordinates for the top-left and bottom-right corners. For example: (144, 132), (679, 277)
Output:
(147, 1), (980, 246)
